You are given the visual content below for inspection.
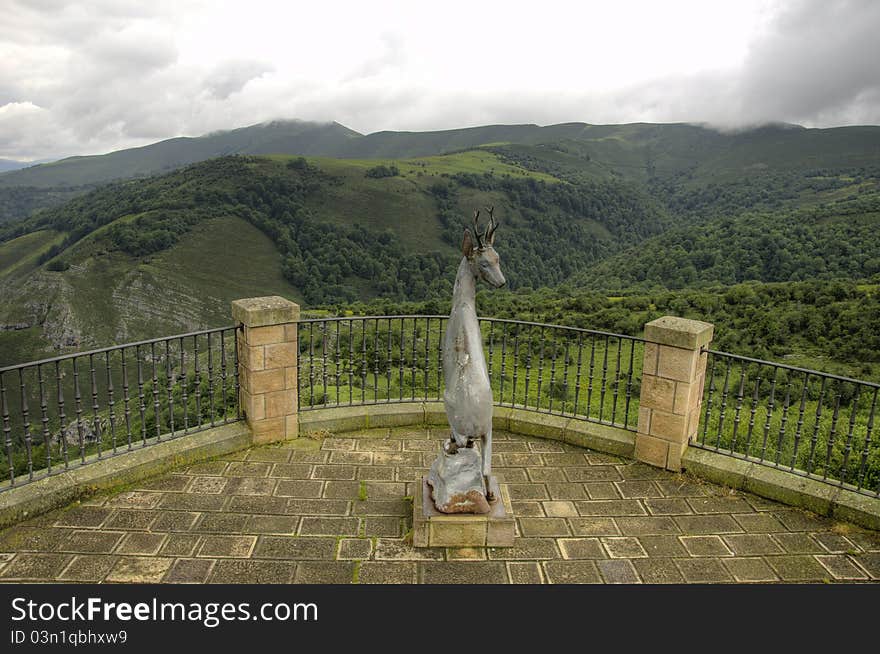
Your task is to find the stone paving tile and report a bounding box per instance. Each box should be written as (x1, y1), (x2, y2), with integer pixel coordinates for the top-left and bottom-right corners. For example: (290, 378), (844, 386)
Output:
(815, 555), (869, 580)
(507, 562), (544, 584)
(352, 500), (407, 516)
(357, 465), (395, 481)
(674, 515), (744, 535)
(687, 497), (754, 515)
(614, 516), (680, 536)
(105, 510), (159, 530)
(56, 530), (123, 554)
(568, 517), (620, 536)
(151, 512), (200, 532)
(159, 535), (201, 557)
(193, 513), (249, 533)
(722, 557), (779, 582)
(543, 501), (578, 517)
(0, 553), (72, 580)
(59, 555), (118, 581)
(771, 533), (824, 554)
(207, 560), (296, 584)
(487, 539), (560, 561)
(330, 451), (373, 465)
(633, 558), (684, 583)
(252, 536), (337, 560)
(106, 557), (173, 583)
(183, 461), (228, 475)
(598, 559), (641, 583)
(813, 532), (859, 554)
(165, 558), (215, 583)
(852, 552), (880, 579)
(575, 500), (647, 516)
(225, 462), (271, 477)
(270, 463), (314, 479)
(765, 555), (831, 581)
(846, 531), (880, 552)
(295, 562), (356, 584)
(638, 535), (688, 557)
(374, 539), (444, 561)
(731, 512), (786, 533)
(558, 538), (606, 560)
(276, 480), (326, 498)
(2, 426), (878, 585)
(338, 538), (373, 560)
(545, 483), (588, 500)
(772, 510), (835, 532)
(723, 534), (784, 556)
(680, 535), (733, 557)
(518, 518), (570, 537)
(197, 536), (256, 558)
(644, 498), (693, 515)
(511, 501), (545, 517)
(584, 481), (620, 500)
(565, 467), (622, 482)
(299, 517), (360, 536)
(602, 537), (648, 559)
(616, 481), (663, 498)
(0, 527), (72, 551)
(362, 517), (402, 537)
(159, 493), (226, 512)
(358, 562), (417, 584)
(115, 532), (167, 555)
(105, 492), (164, 509)
(53, 506), (113, 528)
(654, 479), (711, 497)
(543, 561), (601, 584)
(421, 562), (508, 584)
(244, 515), (299, 535)
(284, 499), (349, 515)
(675, 558), (734, 583)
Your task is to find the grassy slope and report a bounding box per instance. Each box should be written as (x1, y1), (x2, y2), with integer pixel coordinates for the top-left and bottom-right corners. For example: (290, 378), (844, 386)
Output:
(0, 229), (62, 279)
(0, 216), (298, 366)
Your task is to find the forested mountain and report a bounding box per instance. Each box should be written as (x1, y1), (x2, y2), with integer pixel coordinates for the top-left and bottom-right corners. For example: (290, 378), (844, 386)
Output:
(1, 118), (878, 374)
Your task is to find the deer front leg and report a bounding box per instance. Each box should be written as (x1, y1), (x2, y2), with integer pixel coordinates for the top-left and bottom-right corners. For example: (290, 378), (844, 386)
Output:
(482, 427), (495, 502)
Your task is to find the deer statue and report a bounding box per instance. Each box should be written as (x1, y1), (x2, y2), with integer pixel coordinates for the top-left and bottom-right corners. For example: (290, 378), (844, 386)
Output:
(427, 206), (505, 514)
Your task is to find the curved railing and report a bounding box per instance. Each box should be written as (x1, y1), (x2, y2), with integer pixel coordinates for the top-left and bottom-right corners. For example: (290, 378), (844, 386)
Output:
(296, 316), (646, 432)
(0, 327), (240, 491)
(697, 349), (879, 497)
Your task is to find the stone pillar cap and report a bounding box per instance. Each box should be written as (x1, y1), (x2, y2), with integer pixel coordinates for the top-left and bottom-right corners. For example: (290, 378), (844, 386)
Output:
(232, 296), (300, 328)
(644, 315), (714, 350)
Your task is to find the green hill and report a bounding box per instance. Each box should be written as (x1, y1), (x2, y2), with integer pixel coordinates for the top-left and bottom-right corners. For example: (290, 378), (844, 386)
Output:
(0, 150), (668, 364)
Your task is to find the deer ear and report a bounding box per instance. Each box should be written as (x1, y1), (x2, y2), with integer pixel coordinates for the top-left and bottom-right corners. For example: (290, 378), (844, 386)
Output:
(461, 229), (474, 256)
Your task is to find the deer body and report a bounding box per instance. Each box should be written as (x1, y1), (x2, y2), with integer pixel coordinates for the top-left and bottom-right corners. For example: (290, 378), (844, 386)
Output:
(441, 208), (505, 499)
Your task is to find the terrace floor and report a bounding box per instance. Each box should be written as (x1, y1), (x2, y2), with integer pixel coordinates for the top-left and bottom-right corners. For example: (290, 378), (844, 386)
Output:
(1, 426), (879, 584)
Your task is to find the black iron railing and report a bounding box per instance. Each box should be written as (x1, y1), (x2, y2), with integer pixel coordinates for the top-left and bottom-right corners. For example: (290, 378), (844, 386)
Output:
(0, 326), (240, 491)
(297, 316), (644, 431)
(697, 349), (879, 497)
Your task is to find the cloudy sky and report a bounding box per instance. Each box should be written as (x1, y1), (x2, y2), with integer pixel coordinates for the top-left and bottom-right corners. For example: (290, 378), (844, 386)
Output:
(2, 0), (879, 161)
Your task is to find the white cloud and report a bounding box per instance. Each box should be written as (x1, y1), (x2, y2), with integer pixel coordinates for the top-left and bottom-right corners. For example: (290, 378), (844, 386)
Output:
(1, 0), (879, 161)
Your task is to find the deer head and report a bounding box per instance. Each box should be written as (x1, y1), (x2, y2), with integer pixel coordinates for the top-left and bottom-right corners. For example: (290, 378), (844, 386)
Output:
(461, 206), (506, 288)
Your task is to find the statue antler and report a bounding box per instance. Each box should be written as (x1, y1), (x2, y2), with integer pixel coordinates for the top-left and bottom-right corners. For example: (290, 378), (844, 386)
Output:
(472, 210), (485, 249)
(484, 205), (498, 244)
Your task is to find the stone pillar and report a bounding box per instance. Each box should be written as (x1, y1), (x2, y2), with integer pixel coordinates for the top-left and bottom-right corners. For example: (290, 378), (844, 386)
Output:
(635, 316), (713, 471)
(231, 296), (300, 444)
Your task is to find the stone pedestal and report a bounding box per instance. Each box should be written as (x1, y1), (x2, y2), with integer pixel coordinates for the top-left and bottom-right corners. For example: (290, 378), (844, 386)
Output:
(413, 477), (514, 548)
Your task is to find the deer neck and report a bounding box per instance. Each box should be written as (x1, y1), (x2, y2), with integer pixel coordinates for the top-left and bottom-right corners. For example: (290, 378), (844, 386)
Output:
(451, 257), (477, 319)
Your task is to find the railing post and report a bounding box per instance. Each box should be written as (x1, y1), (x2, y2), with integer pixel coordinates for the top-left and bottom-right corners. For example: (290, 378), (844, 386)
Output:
(231, 296), (300, 444)
(635, 316), (714, 471)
